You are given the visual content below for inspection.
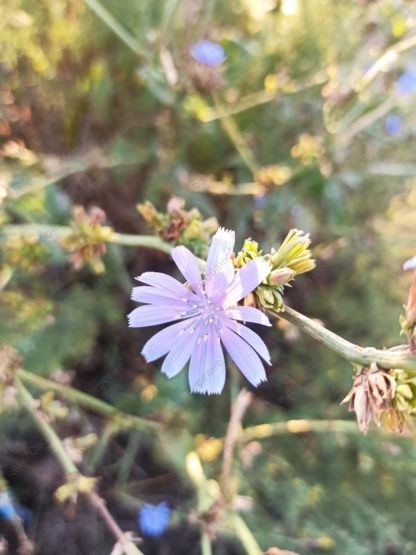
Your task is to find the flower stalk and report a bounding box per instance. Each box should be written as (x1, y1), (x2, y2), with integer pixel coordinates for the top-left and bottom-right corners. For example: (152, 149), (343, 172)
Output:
(273, 305), (416, 372)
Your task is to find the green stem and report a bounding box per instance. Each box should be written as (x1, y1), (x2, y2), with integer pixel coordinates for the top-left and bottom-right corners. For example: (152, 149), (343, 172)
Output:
(211, 93), (260, 177)
(87, 420), (118, 474)
(232, 514), (262, 555)
(237, 419), (367, 443)
(275, 305), (416, 371)
(2, 224), (69, 238)
(201, 531), (213, 555)
(83, 0), (147, 57)
(109, 232), (173, 254)
(354, 33), (416, 93)
(16, 377), (78, 474)
(116, 429), (141, 485)
(2, 224), (173, 254)
(17, 369), (160, 431)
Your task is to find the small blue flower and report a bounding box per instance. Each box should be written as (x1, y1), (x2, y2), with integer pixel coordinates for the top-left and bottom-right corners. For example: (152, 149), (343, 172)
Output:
(138, 502), (171, 537)
(189, 40), (226, 66)
(396, 68), (416, 95)
(0, 491), (16, 521)
(254, 193), (266, 208)
(384, 114), (404, 136)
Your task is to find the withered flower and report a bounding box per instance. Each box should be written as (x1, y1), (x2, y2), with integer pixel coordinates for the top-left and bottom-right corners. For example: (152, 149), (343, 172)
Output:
(341, 364), (402, 435)
(60, 206), (113, 274)
(137, 197), (218, 257)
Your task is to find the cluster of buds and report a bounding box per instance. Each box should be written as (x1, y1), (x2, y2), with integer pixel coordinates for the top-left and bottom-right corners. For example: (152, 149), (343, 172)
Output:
(55, 472), (97, 504)
(290, 133), (323, 166)
(138, 197), (218, 257)
(4, 233), (49, 272)
(0, 345), (20, 412)
(38, 391), (69, 422)
(235, 229), (315, 310)
(255, 164), (292, 188)
(341, 364), (403, 435)
(390, 368), (416, 417)
(60, 206), (113, 274)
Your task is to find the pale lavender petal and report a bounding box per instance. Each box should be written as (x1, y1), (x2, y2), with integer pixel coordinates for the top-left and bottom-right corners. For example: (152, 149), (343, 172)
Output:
(128, 305), (188, 327)
(224, 258), (271, 305)
(224, 306), (271, 327)
(171, 246), (203, 293)
(403, 255), (416, 271)
(223, 319), (271, 363)
(132, 286), (191, 308)
(221, 327), (267, 386)
(161, 325), (200, 377)
(189, 329), (225, 394)
(204, 228), (235, 298)
(142, 318), (199, 362)
(137, 271), (197, 300)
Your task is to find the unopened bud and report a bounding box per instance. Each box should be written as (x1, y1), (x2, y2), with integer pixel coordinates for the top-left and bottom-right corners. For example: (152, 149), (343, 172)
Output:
(269, 267), (296, 285)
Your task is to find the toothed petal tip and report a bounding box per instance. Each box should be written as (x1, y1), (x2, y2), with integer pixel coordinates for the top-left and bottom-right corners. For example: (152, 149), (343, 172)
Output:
(190, 387), (222, 395)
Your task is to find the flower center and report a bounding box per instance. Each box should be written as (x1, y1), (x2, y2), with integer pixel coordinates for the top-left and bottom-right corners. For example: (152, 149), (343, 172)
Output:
(180, 293), (224, 341)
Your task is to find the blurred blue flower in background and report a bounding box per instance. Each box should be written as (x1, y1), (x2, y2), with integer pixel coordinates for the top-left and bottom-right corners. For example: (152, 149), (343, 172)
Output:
(254, 193), (266, 208)
(138, 501), (171, 537)
(396, 68), (416, 95)
(0, 491), (16, 520)
(384, 114), (404, 136)
(190, 40), (226, 66)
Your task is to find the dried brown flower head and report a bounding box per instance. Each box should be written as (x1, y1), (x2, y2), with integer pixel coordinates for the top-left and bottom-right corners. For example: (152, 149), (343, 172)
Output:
(341, 363), (402, 435)
(137, 197), (218, 257)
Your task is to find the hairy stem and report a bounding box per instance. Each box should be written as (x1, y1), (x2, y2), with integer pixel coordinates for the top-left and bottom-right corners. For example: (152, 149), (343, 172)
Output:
(274, 306), (416, 371)
(2, 224), (172, 254)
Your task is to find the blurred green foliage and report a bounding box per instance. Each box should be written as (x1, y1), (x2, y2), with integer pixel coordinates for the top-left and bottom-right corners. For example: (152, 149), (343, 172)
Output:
(2, 0), (416, 553)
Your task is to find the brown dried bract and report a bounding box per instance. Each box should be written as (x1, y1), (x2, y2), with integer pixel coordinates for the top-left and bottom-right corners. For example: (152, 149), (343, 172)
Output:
(341, 363), (402, 435)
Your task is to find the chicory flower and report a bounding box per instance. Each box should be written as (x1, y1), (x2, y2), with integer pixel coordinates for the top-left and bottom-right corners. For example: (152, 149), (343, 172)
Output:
(128, 228), (272, 394)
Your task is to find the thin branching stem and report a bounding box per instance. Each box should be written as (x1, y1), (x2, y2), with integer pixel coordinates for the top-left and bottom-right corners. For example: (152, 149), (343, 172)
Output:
(16, 378), (143, 555)
(221, 389), (253, 494)
(17, 369), (161, 431)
